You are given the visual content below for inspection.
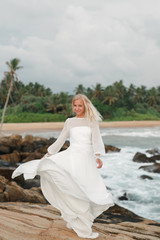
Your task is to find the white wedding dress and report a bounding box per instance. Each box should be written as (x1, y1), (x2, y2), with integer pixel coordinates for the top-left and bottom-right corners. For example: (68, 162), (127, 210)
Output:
(12, 117), (114, 238)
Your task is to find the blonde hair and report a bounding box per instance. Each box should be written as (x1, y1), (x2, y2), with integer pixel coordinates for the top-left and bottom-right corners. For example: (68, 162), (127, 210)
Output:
(72, 94), (102, 122)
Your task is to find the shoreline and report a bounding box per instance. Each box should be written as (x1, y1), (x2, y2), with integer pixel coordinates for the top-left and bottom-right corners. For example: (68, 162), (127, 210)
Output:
(1, 120), (160, 134)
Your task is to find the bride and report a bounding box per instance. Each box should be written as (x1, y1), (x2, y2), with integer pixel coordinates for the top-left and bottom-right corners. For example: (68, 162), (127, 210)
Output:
(12, 94), (114, 239)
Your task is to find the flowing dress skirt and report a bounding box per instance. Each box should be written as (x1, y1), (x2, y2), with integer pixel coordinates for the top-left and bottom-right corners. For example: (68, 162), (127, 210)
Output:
(12, 143), (114, 238)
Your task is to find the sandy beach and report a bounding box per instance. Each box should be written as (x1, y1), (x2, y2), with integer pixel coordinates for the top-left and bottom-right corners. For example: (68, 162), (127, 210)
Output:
(1, 120), (160, 134)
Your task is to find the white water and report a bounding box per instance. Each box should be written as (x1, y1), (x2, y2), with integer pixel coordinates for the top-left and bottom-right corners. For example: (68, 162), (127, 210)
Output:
(29, 126), (160, 223)
(100, 126), (160, 223)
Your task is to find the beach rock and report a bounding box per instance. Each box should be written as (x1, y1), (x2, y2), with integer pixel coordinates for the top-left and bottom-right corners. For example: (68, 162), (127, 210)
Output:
(0, 202), (159, 240)
(0, 175), (8, 193)
(23, 134), (34, 142)
(0, 144), (11, 154)
(0, 166), (40, 188)
(48, 137), (56, 145)
(33, 136), (49, 149)
(140, 175), (153, 180)
(105, 145), (121, 153)
(22, 152), (43, 162)
(0, 134), (121, 166)
(0, 167), (16, 180)
(97, 204), (142, 223)
(0, 176), (46, 203)
(118, 192), (128, 201)
(0, 136), (11, 154)
(61, 141), (70, 151)
(132, 152), (160, 163)
(146, 147), (160, 155)
(0, 150), (21, 163)
(22, 176), (40, 189)
(10, 134), (22, 150)
(139, 163), (160, 173)
(0, 135), (22, 154)
(21, 140), (35, 152)
(0, 160), (14, 167)
(21, 135), (49, 153)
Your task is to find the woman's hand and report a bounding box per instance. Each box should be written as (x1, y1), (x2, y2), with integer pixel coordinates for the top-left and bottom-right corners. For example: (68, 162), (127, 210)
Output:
(96, 158), (103, 168)
(41, 152), (52, 159)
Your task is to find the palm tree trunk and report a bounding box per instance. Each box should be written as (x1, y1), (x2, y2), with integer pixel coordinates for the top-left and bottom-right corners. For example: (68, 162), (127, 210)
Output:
(0, 72), (13, 131)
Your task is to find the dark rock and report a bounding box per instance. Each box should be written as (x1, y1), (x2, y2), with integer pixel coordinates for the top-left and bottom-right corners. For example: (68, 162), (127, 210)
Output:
(96, 204), (143, 224)
(0, 175), (46, 203)
(133, 152), (157, 163)
(10, 134), (22, 151)
(139, 163), (160, 173)
(23, 135), (34, 142)
(61, 142), (70, 151)
(22, 176), (40, 189)
(0, 150), (21, 164)
(105, 145), (121, 153)
(0, 136), (11, 154)
(21, 141), (35, 152)
(32, 136), (49, 150)
(0, 167), (16, 180)
(19, 152), (31, 160)
(0, 135), (22, 154)
(150, 155), (160, 161)
(22, 152), (43, 163)
(48, 137), (56, 145)
(0, 144), (11, 154)
(118, 192), (128, 201)
(0, 166), (40, 189)
(0, 176), (8, 193)
(146, 148), (160, 155)
(35, 145), (49, 154)
(0, 160), (15, 167)
(140, 175), (153, 180)
(13, 175), (25, 187)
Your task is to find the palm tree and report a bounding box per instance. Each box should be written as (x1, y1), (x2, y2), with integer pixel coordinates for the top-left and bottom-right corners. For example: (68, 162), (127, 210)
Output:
(93, 83), (104, 100)
(75, 84), (86, 94)
(133, 85), (147, 104)
(103, 86), (118, 106)
(0, 58), (23, 131)
(146, 87), (159, 107)
(113, 80), (127, 105)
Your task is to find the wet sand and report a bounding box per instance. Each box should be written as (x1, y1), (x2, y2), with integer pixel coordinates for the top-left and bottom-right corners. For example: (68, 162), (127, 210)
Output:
(1, 120), (160, 134)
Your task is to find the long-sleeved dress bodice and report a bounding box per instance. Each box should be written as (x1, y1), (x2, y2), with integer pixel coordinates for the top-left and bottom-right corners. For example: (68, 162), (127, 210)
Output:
(47, 117), (105, 156)
(12, 117), (114, 239)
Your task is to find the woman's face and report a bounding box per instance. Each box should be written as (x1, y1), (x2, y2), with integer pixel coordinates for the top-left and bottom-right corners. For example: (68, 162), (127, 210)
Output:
(73, 98), (85, 118)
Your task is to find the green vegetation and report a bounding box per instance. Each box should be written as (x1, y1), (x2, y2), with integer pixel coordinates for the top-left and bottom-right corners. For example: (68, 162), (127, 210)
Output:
(0, 59), (160, 123)
(0, 111), (66, 123)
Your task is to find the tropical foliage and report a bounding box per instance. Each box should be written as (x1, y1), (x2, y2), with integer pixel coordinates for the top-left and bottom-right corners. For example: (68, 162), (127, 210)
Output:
(0, 60), (160, 123)
(0, 58), (23, 129)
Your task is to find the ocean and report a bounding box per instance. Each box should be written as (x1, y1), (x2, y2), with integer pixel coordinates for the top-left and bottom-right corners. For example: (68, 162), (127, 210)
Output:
(31, 126), (160, 223)
(101, 126), (160, 223)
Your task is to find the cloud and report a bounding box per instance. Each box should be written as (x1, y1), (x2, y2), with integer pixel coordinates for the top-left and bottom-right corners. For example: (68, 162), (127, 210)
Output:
(0, 0), (160, 93)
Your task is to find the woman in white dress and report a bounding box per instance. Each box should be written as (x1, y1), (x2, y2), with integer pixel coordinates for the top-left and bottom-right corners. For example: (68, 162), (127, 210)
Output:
(12, 94), (114, 239)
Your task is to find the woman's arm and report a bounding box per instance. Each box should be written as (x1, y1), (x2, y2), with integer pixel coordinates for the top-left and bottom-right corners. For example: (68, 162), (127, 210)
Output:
(91, 121), (105, 168)
(45, 119), (70, 156)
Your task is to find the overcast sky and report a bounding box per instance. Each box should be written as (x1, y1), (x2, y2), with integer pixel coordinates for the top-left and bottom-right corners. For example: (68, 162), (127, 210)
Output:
(0, 0), (160, 93)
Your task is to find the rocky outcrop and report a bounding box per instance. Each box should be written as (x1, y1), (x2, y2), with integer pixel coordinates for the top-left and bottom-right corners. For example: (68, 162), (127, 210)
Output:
(0, 134), (121, 165)
(118, 192), (128, 201)
(139, 162), (160, 173)
(140, 175), (153, 180)
(105, 145), (121, 153)
(132, 152), (160, 163)
(0, 175), (45, 203)
(146, 148), (160, 155)
(0, 202), (159, 240)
